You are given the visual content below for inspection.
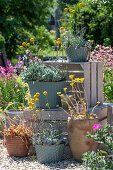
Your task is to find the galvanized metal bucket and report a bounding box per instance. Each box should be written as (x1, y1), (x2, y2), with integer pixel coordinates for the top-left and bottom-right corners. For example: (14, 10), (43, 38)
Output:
(35, 144), (65, 164)
(28, 81), (66, 109)
(65, 46), (88, 62)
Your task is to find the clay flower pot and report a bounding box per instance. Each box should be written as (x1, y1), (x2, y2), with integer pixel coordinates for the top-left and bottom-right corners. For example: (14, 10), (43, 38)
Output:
(68, 117), (98, 162)
(5, 135), (30, 157)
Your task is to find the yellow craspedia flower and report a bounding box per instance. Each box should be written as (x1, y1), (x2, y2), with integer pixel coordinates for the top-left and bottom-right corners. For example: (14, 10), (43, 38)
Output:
(79, 3), (83, 7)
(61, 45), (64, 48)
(28, 106), (32, 110)
(33, 114), (36, 117)
(60, 27), (65, 31)
(80, 78), (84, 83)
(72, 79), (76, 84)
(27, 43), (30, 47)
(31, 155), (36, 159)
(0, 109), (2, 112)
(31, 103), (35, 107)
(60, 94), (64, 98)
(57, 92), (61, 95)
(13, 117), (16, 120)
(97, 101), (100, 104)
(34, 95), (37, 99)
(54, 40), (57, 44)
(43, 91), (47, 95)
(46, 103), (49, 107)
(28, 102), (32, 106)
(31, 99), (35, 102)
(70, 83), (74, 86)
(72, 10), (75, 13)
(69, 75), (74, 80)
(19, 46), (23, 50)
(22, 42), (26, 46)
(75, 78), (80, 82)
(69, 9), (73, 13)
(64, 8), (68, 11)
(63, 88), (67, 92)
(35, 98), (39, 102)
(57, 38), (61, 41)
(30, 38), (34, 42)
(42, 109), (44, 111)
(36, 109), (39, 113)
(36, 92), (40, 97)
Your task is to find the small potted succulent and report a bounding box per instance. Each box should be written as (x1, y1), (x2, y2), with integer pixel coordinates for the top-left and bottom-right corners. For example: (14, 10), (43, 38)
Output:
(0, 115), (32, 157)
(21, 60), (66, 109)
(57, 75), (100, 162)
(32, 121), (65, 164)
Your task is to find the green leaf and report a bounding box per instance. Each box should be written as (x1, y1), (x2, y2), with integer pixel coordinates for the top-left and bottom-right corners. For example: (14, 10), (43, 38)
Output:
(99, 150), (108, 155)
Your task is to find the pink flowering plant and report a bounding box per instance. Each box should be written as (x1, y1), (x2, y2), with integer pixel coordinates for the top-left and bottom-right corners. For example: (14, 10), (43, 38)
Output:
(83, 123), (113, 169)
(90, 45), (113, 102)
(0, 61), (28, 110)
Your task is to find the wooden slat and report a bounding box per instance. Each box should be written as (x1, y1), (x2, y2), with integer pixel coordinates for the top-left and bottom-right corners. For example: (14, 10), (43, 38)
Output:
(90, 62), (97, 106)
(97, 62), (104, 104)
(84, 62), (91, 106)
(107, 104), (113, 133)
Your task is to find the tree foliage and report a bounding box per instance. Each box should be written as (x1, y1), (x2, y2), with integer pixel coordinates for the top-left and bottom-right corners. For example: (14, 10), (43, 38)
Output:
(77, 0), (113, 46)
(0, 0), (53, 58)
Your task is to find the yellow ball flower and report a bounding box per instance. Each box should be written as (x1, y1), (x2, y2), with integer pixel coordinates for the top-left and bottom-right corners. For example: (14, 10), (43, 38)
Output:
(31, 103), (35, 107)
(60, 27), (65, 31)
(69, 9), (73, 13)
(35, 98), (39, 102)
(28, 102), (32, 106)
(63, 88), (67, 93)
(27, 43), (30, 47)
(72, 10), (75, 13)
(46, 103), (49, 107)
(97, 101), (100, 104)
(79, 3), (83, 7)
(31, 99), (35, 102)
(75, 78), (80, 82)
(69, 75), (75, 80)
(22, 42), (26, 46)
(57, 92), (61, 95)
(43, 91), (47, 95)
(36, 109), (39, 113)
(30, 38), (34, 42)
(80, 78), (84, 83)
(13, 117), (16, 120)
(36, 92), (40, 97)
(34, 95), (37, 99)
(61, 45), (64, 48)
(19, 46), (23, 50)
(60, 94), (64, 98)
(42, 109), (44, 111)
(70, 83), (74, 86)
(54, 40), (57, 44)
(64, 8), (68, 11)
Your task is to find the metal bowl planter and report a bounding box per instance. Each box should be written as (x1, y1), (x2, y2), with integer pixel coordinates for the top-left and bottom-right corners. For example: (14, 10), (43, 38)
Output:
(28, 81), (66, 109)
(65, 46), (89, 62)
(35, 144), (65, 164)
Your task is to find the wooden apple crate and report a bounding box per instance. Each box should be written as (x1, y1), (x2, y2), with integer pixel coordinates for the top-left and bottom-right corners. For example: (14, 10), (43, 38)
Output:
(45, 61), (104, 107)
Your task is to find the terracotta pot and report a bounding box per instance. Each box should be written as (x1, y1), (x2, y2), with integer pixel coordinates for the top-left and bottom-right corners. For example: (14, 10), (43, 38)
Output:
(68, 118), (98, 162)
(5, 135), (30, 157)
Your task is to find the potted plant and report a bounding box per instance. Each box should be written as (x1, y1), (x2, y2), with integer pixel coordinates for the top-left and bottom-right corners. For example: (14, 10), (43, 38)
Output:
(57, 75), (100, 162)
(32, 120), (65, 164)
(58, 5), (93, 62)
(0, 114), (32, 157)
(21, 60), (66, 109)
(82, 123), (113, 169)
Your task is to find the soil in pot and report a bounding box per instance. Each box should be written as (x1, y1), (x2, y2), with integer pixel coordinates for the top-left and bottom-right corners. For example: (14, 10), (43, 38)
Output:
(68, 118), (98, 162)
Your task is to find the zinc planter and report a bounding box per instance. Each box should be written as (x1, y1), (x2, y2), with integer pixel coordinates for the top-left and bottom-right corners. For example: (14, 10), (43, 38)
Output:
(68, 118), (98, 162)
(65, 46), (88, 62)
(35, 144), (65, 164)
(28, 81), (65, 109)
(5, 135), (30, 157)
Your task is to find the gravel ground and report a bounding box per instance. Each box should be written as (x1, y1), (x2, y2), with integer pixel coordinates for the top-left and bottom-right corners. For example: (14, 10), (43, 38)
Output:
(0, 138), (84, 170)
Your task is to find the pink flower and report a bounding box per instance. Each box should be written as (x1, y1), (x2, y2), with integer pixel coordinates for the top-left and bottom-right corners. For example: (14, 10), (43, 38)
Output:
(92, 124), (101, 130)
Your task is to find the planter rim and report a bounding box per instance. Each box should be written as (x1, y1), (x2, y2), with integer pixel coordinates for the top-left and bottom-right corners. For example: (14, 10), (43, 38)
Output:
(34, 144), (64, 147)
(27, 80), (66, 83)
(68, 117), (98, 121)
